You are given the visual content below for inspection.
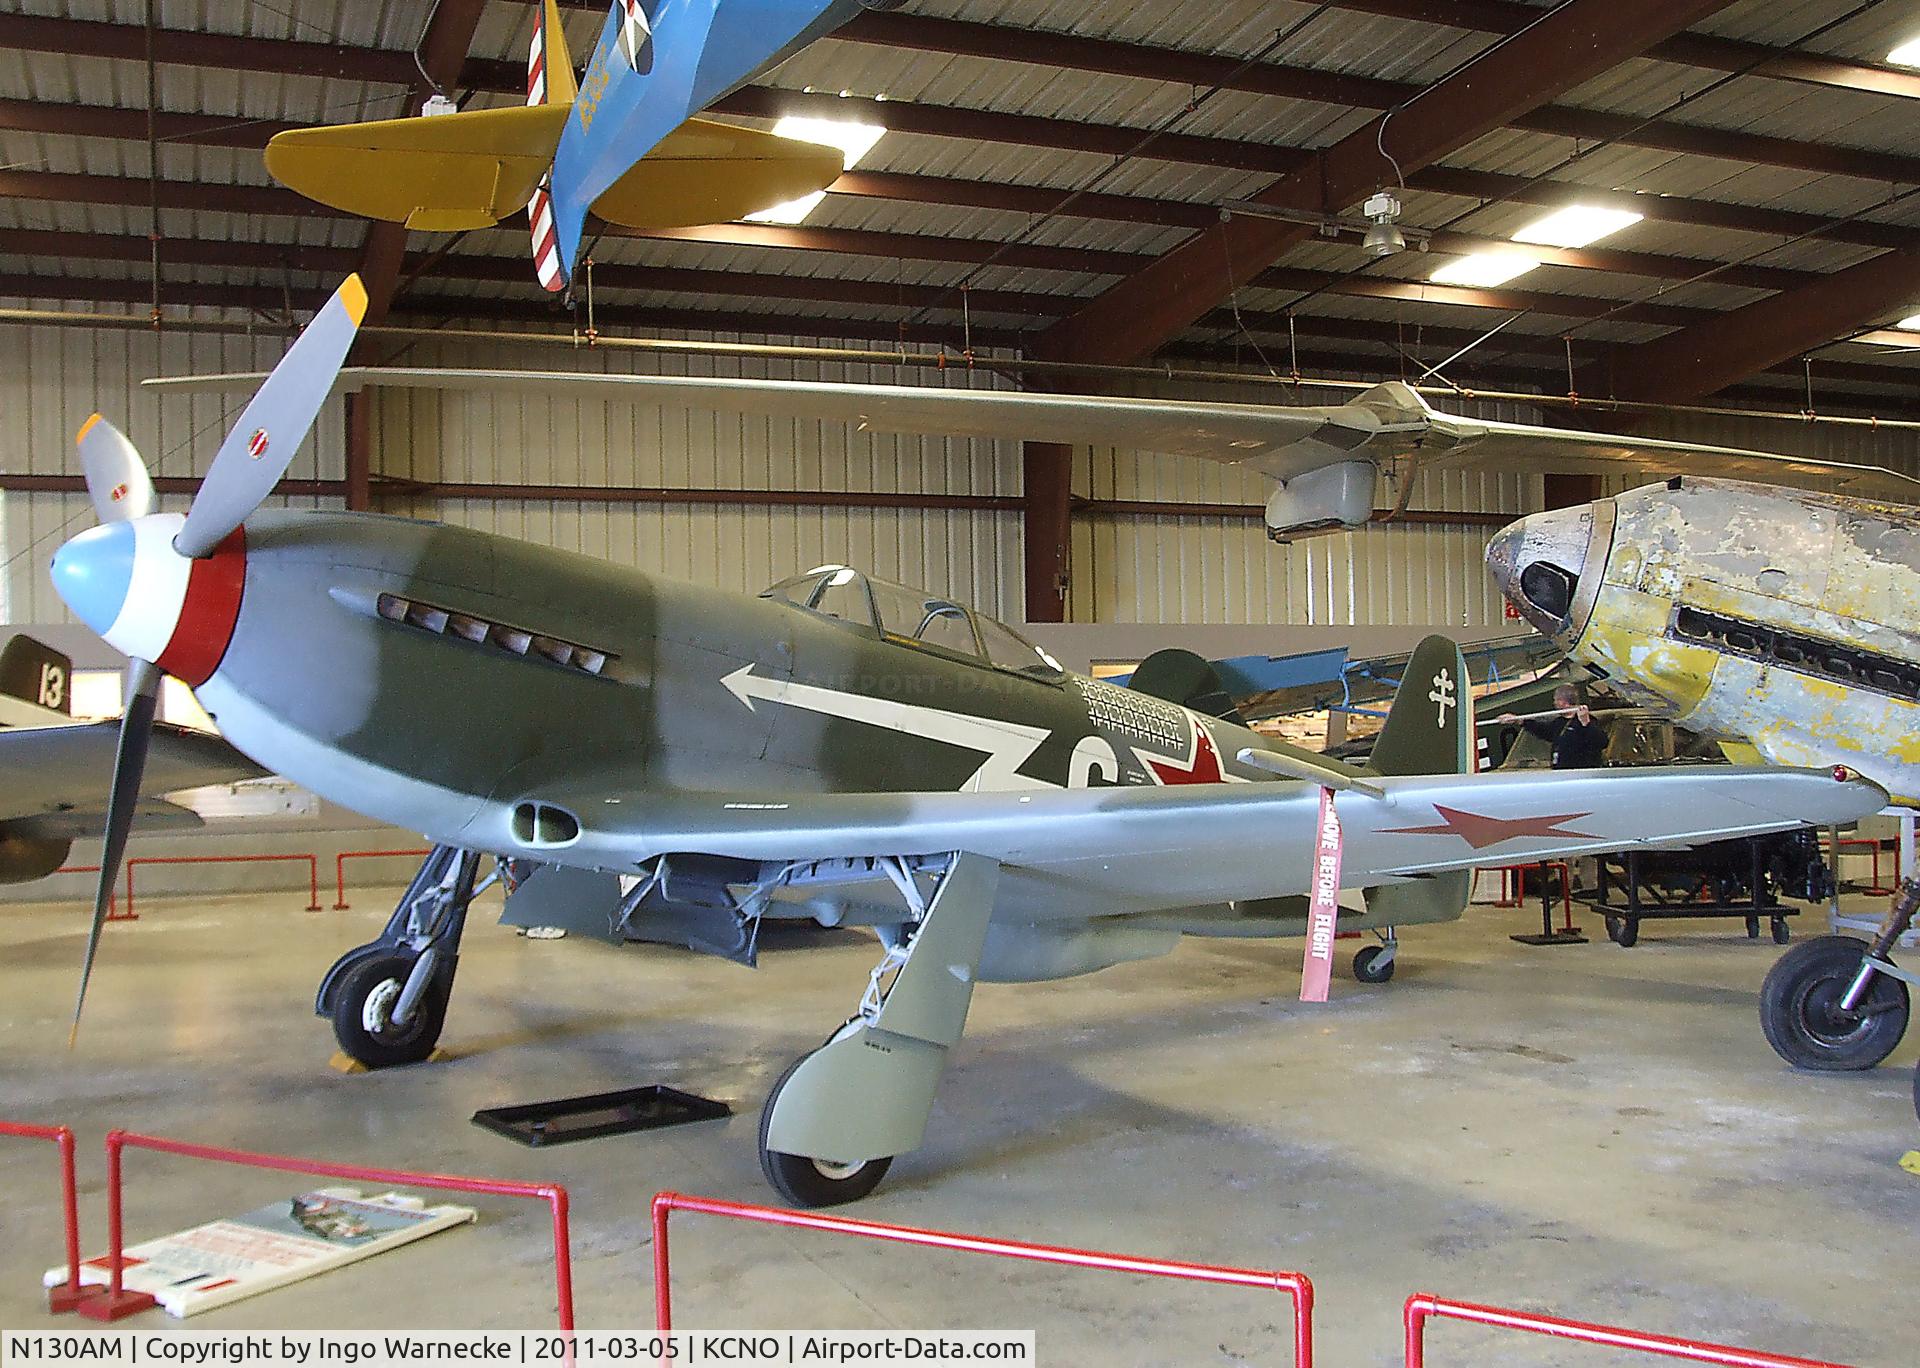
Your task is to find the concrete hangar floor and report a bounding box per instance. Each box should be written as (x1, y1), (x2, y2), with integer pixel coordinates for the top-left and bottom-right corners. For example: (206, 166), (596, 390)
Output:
(1, 886), (1915, 1365)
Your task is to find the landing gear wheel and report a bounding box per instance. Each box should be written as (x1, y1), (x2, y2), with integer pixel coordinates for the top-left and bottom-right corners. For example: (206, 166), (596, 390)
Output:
(1759, 936), (1910, 1071)
(330, 953), (448, 1069)
(1352, 944), (1395, 984)
(1771, 916), (1791, 946)
(1606, 915), (1638, 947)
(757, 1052), (892, 1208)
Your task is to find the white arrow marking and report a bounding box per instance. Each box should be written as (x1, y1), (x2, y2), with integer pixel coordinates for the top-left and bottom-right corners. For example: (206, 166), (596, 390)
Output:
(722, 664), (1056, 791)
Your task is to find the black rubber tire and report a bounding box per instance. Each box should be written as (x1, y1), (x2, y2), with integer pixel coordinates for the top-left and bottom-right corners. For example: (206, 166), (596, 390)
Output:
(757, 1053), (893, 1208)
(1606, 915), (1638, 947)
(329, 953), (448, 1069)
(1352, 944), (1396, 984)
(1771, 917), (1791, 946)
(1759, 936), (1910, 1071)
(1745, 916), (1761, 940)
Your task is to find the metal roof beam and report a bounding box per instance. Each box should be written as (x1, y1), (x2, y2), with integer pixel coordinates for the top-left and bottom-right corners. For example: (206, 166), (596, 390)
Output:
(1604, 247), (1920, 402)
(1316, 0), (1920, 100)
(7, 14), (1919, 191)
(1036, 0), (1737, 365)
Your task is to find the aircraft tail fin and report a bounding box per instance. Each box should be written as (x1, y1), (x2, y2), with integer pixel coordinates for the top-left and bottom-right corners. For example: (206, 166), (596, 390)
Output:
(1365, 634), (1473, 779)
(1362, 634), (1474, 926)
(0, 635), (72, 716)
(525, 0), (573, 292)
(527, 0), (577, 107)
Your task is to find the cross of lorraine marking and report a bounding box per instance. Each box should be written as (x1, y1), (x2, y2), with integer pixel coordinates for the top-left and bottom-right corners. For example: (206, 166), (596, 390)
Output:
(1429, 669), (1455, 728)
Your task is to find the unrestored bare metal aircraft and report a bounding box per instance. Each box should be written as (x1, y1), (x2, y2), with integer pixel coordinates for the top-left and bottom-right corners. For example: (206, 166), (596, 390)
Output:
(1486, 478), (1920, 1096)
(51, 279), (1883, 1205)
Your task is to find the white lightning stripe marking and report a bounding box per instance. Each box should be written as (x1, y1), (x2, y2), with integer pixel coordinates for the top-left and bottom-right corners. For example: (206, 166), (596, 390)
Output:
(104, 512), (189, 664)
(723, 664), (1056, 791)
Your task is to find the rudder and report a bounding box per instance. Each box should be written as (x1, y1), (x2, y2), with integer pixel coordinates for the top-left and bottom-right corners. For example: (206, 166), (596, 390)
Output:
(1362, 634), (1473, 927)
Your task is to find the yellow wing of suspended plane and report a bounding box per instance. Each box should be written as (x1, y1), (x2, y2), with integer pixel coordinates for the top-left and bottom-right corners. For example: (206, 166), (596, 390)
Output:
(265, 0), (848, 273)
(264, 108), (840, 234)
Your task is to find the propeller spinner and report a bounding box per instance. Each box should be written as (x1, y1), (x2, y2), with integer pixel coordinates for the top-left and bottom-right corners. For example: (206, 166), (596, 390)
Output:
(49, 274), (367, 1043)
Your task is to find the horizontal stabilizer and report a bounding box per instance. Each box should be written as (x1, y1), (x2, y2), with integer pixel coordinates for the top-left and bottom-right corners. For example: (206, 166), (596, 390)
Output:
(590, 119), (845, 229)
(266, 105), (570, 231)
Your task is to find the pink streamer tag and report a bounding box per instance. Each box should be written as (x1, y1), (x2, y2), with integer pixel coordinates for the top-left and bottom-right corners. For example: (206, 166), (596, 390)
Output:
(1300, 786), (1344, 1002)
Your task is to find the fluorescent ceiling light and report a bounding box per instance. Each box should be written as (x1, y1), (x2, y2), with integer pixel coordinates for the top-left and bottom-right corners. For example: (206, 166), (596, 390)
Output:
(1429, 252), (1539, 288)
(743, 115), (885, 224)
(1889, 36), (1920, 66)
(1512, 204), (1643, 248)
(744, 190), (826, 225)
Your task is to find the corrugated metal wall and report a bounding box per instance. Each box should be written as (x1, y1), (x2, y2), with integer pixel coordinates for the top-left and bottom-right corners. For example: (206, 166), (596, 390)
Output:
(5, 317), (1919, 631)
(370, 334), (1024, 616)
(0, 320), (345, 622)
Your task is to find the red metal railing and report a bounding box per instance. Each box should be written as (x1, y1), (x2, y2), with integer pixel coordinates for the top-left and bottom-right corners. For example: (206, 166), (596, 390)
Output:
(0, 1119), (85, 1313)
(1826, 837), (1898, 897)
(651, 1191), (1313, 1366)
(1492, 860), (1574, 919)
(333, 847), (432, 909)
(53, 865), (123, 921)
(124, 853), (322, 918)
(83, 1129), (574, 1328)
(1404, 1293), (1856, 1368)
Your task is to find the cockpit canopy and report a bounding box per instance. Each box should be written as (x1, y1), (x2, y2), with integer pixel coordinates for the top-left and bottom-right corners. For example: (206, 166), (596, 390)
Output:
(762, 565), (1066, 682)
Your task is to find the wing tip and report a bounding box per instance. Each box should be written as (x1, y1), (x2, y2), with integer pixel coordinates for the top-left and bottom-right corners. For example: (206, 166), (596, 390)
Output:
(76, 412), (104, 445)
(339, 274), (370, 325)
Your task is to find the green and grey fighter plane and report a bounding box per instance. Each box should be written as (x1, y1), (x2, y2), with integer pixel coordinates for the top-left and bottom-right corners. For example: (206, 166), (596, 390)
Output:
(48, 276), (1887, 1206)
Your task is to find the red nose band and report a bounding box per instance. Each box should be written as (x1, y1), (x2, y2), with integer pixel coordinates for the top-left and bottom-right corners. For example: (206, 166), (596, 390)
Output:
(155, 527), (246, 686)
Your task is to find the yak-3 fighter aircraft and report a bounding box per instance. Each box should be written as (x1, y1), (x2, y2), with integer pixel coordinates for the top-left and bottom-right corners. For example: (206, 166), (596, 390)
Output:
(48, 278), (1885, 1205)
(267, 0), (866, 291)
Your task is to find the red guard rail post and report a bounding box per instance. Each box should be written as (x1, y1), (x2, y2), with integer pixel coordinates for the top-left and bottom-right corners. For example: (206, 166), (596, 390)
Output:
(83, 1129), (574, 1328)
(1404, 1293), (1856, 1368)
(333, 847), (433, 909)
(1827, 837), (1897, 897)
(651, 1191), (1313, 1366)
(54, 865), (122, 921)
(0, 1120), (85, 1313)
(125, 853), (322, 918)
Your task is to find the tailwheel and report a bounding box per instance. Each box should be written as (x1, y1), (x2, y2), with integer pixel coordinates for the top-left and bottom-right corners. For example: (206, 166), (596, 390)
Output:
(1759, 935), (1910, 1071)
(330, 952), (448, 1069)
(757, 1052), (893, 1208)
(1352, 943), (1395, 984)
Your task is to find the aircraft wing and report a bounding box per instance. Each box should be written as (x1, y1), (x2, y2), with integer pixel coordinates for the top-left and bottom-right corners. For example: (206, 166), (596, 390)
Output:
(0, 720), (266, 822)
(142, 368), (1360, 472)
(142, 369), (1920, 504)
(554, 764), (1879, 919)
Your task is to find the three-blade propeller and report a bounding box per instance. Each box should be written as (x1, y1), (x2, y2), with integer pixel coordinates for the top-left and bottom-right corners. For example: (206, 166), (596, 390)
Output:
(67, 274), (368, 1044)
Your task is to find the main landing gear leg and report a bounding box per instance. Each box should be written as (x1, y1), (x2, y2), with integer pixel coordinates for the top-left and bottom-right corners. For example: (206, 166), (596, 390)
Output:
(759, 852), (999, 1208)
(316, 846), (488, 1069)
(1760, 876), (1916, 1072)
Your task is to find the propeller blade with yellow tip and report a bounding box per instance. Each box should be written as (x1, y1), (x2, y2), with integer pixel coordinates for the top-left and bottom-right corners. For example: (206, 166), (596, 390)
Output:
(174, 274), (368, 559)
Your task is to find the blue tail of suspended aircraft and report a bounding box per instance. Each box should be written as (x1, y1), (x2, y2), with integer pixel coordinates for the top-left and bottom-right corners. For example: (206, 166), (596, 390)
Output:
(545, 0), (870, 288)
(267, 0), (868, 292)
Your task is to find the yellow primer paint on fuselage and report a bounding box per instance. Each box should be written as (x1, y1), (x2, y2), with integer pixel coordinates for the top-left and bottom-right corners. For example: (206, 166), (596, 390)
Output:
(1565, 479), (1920, 806)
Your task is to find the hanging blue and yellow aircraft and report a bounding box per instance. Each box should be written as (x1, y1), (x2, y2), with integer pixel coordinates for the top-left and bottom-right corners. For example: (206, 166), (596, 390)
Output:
(266, 0), (874, 291)
(48, 278), (1885, 1206)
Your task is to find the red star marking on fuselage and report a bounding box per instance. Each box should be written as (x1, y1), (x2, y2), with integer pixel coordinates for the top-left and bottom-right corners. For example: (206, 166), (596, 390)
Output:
(1380, 805), (1595, 851)
(1146, 724), (1226, 784)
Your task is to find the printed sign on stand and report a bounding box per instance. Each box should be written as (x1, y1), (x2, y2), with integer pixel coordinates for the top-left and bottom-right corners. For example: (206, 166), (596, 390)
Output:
(45, 1187), (474, 1317)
